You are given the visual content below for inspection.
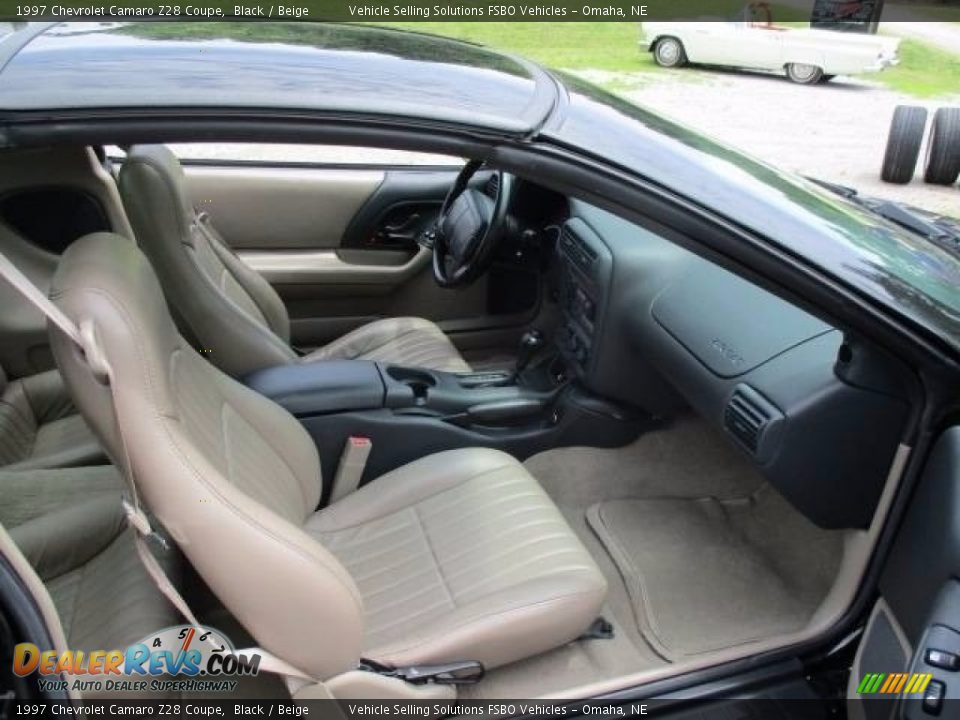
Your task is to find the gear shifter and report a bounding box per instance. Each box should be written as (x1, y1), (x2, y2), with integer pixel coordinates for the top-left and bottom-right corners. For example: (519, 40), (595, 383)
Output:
(508, 329), (545, 384)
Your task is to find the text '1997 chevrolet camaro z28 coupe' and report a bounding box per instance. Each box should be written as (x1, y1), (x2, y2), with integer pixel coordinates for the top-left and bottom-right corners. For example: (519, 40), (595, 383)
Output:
(0, 21), (958, 715)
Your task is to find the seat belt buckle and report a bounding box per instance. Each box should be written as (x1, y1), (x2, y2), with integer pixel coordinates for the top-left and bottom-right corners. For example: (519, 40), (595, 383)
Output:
(121, 498), (169, 551)
(360, 659), (485, 686)
(330, 436), (372, 503)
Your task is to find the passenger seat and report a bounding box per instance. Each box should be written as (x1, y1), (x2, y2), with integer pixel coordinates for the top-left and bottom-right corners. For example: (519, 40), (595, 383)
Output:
(0, 365), (104, 470)
(49, 232), (607, 689)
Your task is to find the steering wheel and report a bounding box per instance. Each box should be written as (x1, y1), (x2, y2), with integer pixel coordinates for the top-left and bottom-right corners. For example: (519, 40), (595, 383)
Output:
(425, 161), (513, 288)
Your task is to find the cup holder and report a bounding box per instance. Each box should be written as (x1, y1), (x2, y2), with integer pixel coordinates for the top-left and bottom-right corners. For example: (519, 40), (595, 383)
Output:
(386, 366), (437, 405)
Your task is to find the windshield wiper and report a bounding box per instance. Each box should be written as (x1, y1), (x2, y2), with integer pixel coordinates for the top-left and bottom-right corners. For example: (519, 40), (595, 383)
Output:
(808, 176), (960, 258)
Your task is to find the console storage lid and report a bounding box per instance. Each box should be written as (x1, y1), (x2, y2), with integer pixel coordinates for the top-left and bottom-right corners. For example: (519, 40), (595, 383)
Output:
(244, 360), (385, 417)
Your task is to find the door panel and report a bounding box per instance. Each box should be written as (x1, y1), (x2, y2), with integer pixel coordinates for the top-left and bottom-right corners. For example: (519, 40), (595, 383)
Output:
(182, 165), (383, 250)
(181, 162), (539, 353)
(851, 427), (960, 718)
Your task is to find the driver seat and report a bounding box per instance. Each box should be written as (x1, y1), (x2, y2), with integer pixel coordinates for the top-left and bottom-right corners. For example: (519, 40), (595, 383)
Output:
(117, 144), (470, 378)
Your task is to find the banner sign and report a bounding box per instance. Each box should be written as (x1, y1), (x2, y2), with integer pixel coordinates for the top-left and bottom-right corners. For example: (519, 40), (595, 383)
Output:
(0, 0), (956, 22)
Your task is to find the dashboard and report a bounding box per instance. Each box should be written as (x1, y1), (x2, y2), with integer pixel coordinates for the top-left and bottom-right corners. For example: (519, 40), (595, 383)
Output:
(544, 198), (911, 530)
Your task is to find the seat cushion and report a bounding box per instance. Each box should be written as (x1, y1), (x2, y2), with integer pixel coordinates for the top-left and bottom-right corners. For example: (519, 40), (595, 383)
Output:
(5, 467), (179, 699)
(305, 448), (607, 671)
(302, 317), (471, 374)
(0, 369), (105, 470)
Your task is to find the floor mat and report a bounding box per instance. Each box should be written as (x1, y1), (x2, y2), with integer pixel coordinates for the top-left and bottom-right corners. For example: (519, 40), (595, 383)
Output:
(587, 496), (827, 662)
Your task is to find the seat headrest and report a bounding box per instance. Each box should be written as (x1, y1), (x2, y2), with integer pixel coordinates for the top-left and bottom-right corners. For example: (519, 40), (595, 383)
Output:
(120, 145), (195, 237)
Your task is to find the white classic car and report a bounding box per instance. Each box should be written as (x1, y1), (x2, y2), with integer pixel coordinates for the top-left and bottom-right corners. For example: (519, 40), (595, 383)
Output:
(640, 4), (900, 84)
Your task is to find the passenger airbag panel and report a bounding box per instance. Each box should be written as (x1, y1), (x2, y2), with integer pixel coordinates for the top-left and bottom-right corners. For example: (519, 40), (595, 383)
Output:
(651, 263), (832, 378)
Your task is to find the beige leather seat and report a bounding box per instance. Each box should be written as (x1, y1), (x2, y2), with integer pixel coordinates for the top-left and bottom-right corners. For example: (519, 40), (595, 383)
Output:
(2, 466), (179, 699)
(117, 145), (470, 378)
(0, 366), (104, 470)
(49, 232), (606, 683)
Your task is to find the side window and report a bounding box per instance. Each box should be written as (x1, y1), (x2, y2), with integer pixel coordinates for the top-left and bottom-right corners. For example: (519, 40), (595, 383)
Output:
(164, 143), (462, 167)
(0, 188), (111, 255)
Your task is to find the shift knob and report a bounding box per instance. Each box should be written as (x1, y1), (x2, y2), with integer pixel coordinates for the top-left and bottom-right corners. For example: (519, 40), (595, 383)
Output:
(515, 329), (545, 374)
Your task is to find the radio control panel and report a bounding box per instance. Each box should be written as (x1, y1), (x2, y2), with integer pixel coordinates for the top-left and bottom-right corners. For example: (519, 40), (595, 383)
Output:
(555, 220), (605, 377)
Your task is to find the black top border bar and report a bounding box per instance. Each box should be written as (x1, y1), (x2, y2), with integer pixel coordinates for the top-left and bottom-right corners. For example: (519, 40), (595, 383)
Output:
(0, 0), (956, 23)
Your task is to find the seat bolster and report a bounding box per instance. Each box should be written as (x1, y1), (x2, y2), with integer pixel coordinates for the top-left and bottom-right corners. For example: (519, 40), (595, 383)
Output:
(7, 414), (105, 471)
(12, 369), (76, 424)
(308, 448), (519, 532)
(0, 371), (105, 470)
(207, 234), (291, 343)
(10, 496), (124, 582)
(366, 572), (607, 670)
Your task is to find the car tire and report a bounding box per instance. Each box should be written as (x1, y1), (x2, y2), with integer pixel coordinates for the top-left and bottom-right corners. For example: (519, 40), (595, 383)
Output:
(923, 107), (960, 185)
(653, 37), (687, 68)
(881, 105), (928, 184)
(786, 63), (824, 84)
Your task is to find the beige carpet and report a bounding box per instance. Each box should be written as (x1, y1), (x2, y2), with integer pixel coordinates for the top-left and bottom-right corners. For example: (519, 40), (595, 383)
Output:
(587, 490), (843, 662)
(443, 417), (843, 697)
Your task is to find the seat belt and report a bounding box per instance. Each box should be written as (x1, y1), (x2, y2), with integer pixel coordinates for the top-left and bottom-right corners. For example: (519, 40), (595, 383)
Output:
(0, 252), (316, 687)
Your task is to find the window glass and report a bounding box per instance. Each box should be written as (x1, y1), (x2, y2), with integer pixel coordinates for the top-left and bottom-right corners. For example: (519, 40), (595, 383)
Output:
(165, 143), (460, 166)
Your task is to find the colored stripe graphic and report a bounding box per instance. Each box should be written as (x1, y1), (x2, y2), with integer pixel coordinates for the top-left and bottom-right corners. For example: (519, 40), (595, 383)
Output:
(880, 673), (897, 693)
(857, 673), (885, 693)
(857, 672), (934, 694)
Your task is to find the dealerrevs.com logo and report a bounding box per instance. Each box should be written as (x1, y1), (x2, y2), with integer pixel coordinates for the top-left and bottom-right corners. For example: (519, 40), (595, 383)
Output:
(13, 625), (260, 694)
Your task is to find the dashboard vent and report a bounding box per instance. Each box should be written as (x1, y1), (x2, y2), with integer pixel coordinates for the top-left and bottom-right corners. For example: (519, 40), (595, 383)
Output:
(560, 226), (598, 274)
(724, 385), (783, 457)
(485, 174), (500, 198)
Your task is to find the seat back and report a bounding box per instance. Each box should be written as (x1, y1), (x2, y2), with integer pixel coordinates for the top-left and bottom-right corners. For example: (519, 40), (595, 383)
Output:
(49, 233), (363, 680)
(118, 145), (296, 377)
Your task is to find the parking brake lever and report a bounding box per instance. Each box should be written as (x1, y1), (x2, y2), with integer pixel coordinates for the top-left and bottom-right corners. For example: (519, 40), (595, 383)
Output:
(445, 398), (545, 427)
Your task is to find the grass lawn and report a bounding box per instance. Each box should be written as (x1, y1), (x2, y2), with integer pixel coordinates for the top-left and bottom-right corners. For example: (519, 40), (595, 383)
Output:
(912, 4), (960, 23)
(380, 20), (960, 99)
(383, 22), (655, 73)
(877, 37), (960, 97)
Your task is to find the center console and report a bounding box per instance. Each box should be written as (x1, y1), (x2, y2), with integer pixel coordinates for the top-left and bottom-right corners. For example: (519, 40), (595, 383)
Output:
(245, 358), (642, 500)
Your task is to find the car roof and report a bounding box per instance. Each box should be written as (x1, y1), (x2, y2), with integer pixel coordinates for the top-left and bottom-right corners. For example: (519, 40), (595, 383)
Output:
(0, 22), (558, 134)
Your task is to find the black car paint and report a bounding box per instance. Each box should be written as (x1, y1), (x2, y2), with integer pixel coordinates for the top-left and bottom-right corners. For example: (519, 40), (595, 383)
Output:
(0, 20), (958, 707)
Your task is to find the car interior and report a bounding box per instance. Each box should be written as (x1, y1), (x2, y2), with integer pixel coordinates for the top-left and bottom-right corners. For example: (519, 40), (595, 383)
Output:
(0, 141), (914, 700)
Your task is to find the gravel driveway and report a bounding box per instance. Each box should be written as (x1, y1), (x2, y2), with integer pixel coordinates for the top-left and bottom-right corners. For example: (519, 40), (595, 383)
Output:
(174, 62), (958, 217)
(578, 68), (959, 216)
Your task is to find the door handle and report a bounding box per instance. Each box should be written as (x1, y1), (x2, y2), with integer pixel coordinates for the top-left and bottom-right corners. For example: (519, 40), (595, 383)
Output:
(377, 213), (422, 244)
(383, 213), (421, 234)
